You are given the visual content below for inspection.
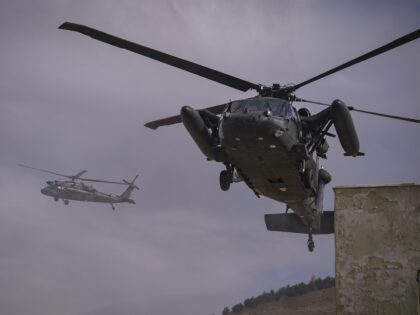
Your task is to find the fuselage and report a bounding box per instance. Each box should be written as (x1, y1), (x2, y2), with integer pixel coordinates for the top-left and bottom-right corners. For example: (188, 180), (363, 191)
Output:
(40, 181), (134, 204)
(218, 97), (317, 223)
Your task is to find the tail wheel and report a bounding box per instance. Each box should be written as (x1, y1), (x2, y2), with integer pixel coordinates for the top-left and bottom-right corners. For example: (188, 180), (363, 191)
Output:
(307, 239), (315, 252)
(307, 226), (315, 252)
(219, 170), (231, 191)
(303, 168), (313, 189)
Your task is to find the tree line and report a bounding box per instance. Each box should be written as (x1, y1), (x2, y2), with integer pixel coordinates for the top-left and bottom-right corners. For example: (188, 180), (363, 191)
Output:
(221, 275), (335, 314)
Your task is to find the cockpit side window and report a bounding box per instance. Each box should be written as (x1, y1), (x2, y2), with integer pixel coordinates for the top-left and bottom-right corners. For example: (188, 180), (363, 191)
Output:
(271, 100), (285, 117)
(230, 100), (246, 113)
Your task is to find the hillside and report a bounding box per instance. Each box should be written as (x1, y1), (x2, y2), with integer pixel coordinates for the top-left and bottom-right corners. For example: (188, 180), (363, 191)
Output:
(225, 287), (335, 315)
(220, 277), (335, 315)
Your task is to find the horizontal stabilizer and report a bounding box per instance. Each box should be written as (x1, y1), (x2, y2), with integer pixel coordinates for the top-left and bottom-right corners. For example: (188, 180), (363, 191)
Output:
(264, 211), (334, 234)
(344, 151), (365, 156)
(145, 114), (182, 130)
(144, 103), (227, 130)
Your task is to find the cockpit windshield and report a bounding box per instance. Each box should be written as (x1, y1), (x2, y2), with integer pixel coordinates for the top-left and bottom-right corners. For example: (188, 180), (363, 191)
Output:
(229, 98), (292, 117)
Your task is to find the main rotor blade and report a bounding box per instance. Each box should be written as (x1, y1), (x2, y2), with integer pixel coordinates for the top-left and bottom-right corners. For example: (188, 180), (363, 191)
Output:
(73, 170), (88, 179)
(18, 164), (130, 184)
(296, 98), (420, 124)
(349, 107), (420, 124)
(18, 164), (71, 178)
(78, 178), (128, 185)
(144, 103), (227, 130)
(59, 22), (260, 92)
(292, 29), (420, 91)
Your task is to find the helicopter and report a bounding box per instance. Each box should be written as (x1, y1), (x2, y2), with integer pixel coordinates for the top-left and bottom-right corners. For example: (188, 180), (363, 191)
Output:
(59, 22), (419, 251)
(19, 164), (139, 210)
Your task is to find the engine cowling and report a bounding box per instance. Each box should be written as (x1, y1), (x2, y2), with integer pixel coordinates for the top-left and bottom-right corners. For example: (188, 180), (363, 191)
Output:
(331, 99), (360, 157)
(180, 106), (216, 160)
(298, 107), (311, 117)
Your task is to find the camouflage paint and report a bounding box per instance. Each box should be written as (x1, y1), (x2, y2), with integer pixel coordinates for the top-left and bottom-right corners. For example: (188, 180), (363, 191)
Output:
(334, 184), (420, 315)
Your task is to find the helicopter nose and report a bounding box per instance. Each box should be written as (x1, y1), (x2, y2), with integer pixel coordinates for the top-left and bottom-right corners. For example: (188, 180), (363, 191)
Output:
(41, 186), (53, 196)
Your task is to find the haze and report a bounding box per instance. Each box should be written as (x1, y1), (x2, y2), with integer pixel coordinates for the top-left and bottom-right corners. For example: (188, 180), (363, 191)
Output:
(1, 1), (419, 315)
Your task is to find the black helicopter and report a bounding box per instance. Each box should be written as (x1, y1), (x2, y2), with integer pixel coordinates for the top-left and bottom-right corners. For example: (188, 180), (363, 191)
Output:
(19, 164), (139, 210)
(59, 23), (419, 251)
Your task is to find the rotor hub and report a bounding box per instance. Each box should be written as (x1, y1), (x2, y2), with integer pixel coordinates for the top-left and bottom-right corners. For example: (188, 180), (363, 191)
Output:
(258, 84), (296, 100)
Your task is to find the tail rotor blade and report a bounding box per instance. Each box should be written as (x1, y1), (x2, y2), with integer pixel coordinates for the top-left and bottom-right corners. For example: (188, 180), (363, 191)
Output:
(123, 175), (139, 189)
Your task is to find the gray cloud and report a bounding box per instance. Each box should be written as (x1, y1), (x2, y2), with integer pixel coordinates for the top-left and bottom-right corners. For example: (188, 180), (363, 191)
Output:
(1, 1), (419, 314)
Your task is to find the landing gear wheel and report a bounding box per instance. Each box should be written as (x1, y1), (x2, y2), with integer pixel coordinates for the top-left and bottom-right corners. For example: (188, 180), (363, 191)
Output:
(63, 200), (69, 205)
(307, 239), (315, 252)
(54, 197), (59, 202)
(303, 168), (313, 189)
(219, 170), (231, 191)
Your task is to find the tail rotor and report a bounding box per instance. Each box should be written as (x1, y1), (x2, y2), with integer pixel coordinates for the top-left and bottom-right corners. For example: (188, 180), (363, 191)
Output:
(119, 175), (139, 202)
(122, 175), (139, 190)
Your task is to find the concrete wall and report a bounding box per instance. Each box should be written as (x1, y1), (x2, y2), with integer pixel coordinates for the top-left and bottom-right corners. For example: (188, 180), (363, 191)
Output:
(334, 184), (420, 315)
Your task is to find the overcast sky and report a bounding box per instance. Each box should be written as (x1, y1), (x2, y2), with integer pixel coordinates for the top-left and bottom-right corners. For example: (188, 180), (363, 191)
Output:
(0, 1), (419, 315)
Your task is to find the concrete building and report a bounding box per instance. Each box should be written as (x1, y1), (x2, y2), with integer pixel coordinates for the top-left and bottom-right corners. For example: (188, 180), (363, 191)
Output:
(334, 184), (420, 315)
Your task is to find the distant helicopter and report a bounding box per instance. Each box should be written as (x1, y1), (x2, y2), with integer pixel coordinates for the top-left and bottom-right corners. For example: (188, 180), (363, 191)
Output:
(60, 23), (419, 251)
(19, 164), (139, 210)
